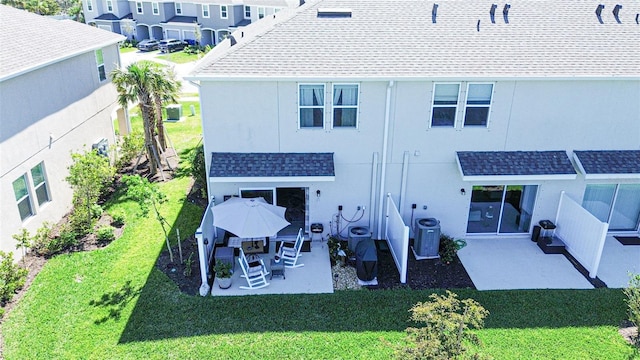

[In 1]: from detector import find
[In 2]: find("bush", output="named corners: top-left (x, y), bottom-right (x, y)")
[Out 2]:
top-left (31, 222), bottom-right (53, 256)
top-left (110, 210), bottom-right (126, 227)
top-left (96, 226), bottom-right (116, 243)
top-left (91, 204), bottom-right (103, 219)
top-left (0, 251), bottom-right (28, 305)
top-left (183, 44), bottom-right (210, 55)
top-left (32, 223), bottom-right (77, 258)
top-left (624, 273), bottom-right (640, 348)
top-left (439, 234), bottom-right (458, 264)
top-left (191, 144), bottom-right (207, 199)
top-left (116, 131), bottom-right (144, 169)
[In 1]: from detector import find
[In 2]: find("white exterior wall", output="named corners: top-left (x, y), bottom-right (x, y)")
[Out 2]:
top-left (0, 45), bottom-right (120, 258)
top-left (200, 78), bottom-right (640, 239)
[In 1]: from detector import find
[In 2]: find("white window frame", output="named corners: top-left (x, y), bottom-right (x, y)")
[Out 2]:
top-left (463, 83), bottom-right (494, 128)
top-left (175, 2), bottom-right (182, 15)
top-left (106, 0), bottom-right (113, 12)
top-left (95, 49), bottom-right (106, 82)
top-left (258, 7), bottom-right (265, 19)
top-left (136, 1), bottom-right (143, 14)
top-left (298, 83), bottom-right (325, 129)
top-left (13, 174), bottom-right (33, 222)
top-left (429, 82), bottom-right (460, 128)
top-left (220, 5), bottom-right (228, 19)
top-left (202, 4), bottom-right (209, 18)
top-left (331, 83), bottom-right (359, 129)
top-left (244, 5), bottom-right (251, 19)
top-left (274, 7), bottom-right (282, 13)
top-left (31, 162), bottom-right (51, 207)
top-left (152, 2), bottom-right (159, 15)
top-left (239, 188), bottom-right (276, 205)
top-left (86, 0), bottom-right (93, 11)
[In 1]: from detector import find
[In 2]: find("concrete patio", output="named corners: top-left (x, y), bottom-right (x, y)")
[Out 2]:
top-left (457, 235), bottom-right (639, 290)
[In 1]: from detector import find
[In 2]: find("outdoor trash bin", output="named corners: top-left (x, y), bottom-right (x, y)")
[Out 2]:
top-left (355, 239), bottom-right (377, 281)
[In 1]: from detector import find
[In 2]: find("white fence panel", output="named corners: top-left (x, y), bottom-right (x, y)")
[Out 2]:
top-left (195, 201), bottom-right (217, 296)
top-left (385, 193), bottom-right (409, 283)
top-left (555, 191), bottom-right (609, 278)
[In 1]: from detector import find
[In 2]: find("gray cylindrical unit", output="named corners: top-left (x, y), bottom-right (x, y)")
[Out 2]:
top-left (414, 218), bottom-right (441, 258)
top-left (348, 226), bottom-right (371, 252)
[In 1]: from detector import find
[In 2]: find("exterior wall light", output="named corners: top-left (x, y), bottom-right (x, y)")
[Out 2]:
top-left (460, 188), bottom-right (466, 195)
top-left (316, 189), bottom-right (321, 197)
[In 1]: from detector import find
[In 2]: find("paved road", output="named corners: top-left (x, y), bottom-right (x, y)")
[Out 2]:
top-left (119, 49), bottom-right (200, 94)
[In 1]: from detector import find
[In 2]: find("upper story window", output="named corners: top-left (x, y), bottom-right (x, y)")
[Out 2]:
top-left (31, 162), bottom-right (50, 207)
top-left (152, 2), bottom-right (159, 15)
top-left (244, 5), bottom-right (251, 18)
top-left (258, 7), bottom-right (265, 19)
top-left (106, 0), bottom-right (113, 12)
top-left (86, 0), bottom-right (92, 11)
top-left (464, 83), bottom-right (493, 127)
top-left (95, 49), bottom-right (106, 82)
top-left (332, 84), bottom-right (359, 128)
top-left (274, 7), bottom-right (282, 13)
top-left (13, 175), bottom-right (33, 222)
top-left (136, 1), bottom-right (143, 14)
top-left (202, 4), bottom-right (209, 18)
top-left (430, 83), bottom-right (459, 127)
top-left (220, 5), bottom-right (227, 19)
top-left (299, 84), bottom-right (325, 128)
top-left (175, 2), bottom-right (182, 15)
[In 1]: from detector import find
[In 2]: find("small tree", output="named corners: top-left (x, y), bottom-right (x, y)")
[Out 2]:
top-left (624, 273), bottom-right (640, 348)
top-left (190, 143), bottom-right (207, 198)
top-left (0, 251), bottom-right (28, 305)
top-left (398, 291), bottom-right (489, 360)
top-left (66, 149), bottom-right (116, 235)
top-left (121, 175), bottom-right (173, 262)
top-left (12, 228), bottom-right (31, 267)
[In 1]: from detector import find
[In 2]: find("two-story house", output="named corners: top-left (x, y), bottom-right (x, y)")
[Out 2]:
top-left (84, 0), bottom-right (300, 46)
top-left (0, 5), bottom-right (124, 258)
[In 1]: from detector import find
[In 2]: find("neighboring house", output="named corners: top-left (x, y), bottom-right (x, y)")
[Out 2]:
top-left (187, 0), bottom-right (640, 244)
top-left (0, 5), bottom-right (124, 258)
top-left (84, 0), bottom-right (300, 46)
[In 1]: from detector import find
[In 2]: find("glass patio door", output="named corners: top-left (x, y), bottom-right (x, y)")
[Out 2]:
top-left (583, 184), bottom-right (640, 231)
top-left (467, 185), bottom-right (538, 234)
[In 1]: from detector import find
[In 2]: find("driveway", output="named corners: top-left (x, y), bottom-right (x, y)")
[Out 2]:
top-left (119, 49), bottom-right (200, 94)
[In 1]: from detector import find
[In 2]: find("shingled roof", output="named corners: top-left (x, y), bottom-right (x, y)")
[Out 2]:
top-left (456, 151), bottom-right (577, 180)
top-left (574, 150), bottom-right (640, 179)
top-left (210, 152), bottom-right (335, 181)
top-left (0, 5), bottom-right (124, 82)
top-left (189, 0), bottom-right (640, 80)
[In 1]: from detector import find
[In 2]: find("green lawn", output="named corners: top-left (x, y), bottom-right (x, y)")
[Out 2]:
top-left (156, 51), bottom-right (202, 64)
top-left (2, 102), bottom-right (637, 359)
top-left (119, 46), bottom-right (138, 54)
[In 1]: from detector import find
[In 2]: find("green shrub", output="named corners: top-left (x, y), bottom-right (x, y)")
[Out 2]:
top-left (116, 131), bottom-right (144, 169)
top-left (96, 226), bottom-right (116, 243)
top-left (183, 44), bottom-right (210, 55)
top-left (32, 223), bottom-right (77, 258)
top-left (91, 204), bottom-right (103, 219)
top-left (31, 222), bottom-right (53, 256)
top-left (624, 273), bottom-right (640, 348)
top-left (0, 251), bottom-right (28, 305)
top-left (191, 144), bottom-right (206, 199)
top-left (439, 234), bottom-right (458, 264)
top-left (57, 226), bottom-right (79, 250)
top-left (110, 210), bottom-right (126, 227)
top-left (12, 228), bottom-right (32, 264)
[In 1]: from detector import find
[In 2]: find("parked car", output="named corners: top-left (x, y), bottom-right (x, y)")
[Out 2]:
top-left (158, 39), bottom-right (187, 53)
top-left (137, 39), bottom-right (159, 51)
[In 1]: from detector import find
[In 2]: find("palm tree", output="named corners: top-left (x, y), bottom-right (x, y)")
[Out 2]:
top-left (110, 61), bottom-right (159, 176)
top-left (149, 66), bottom-right (181, 150)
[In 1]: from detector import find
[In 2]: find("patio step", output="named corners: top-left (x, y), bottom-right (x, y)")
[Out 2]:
top-left (537, 236), bottom-right (566, 254)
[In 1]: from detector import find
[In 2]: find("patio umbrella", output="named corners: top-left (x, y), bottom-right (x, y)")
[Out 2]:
top-left (211, 197), bottom-right (290, 238)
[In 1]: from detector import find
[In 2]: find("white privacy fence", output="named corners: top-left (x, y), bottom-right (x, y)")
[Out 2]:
top-left (384, 193), bottom-right (409, 283)
top-left (555, 191), bottom-right (609, 278)
top-left (195, 201), bottom-right (217, 296)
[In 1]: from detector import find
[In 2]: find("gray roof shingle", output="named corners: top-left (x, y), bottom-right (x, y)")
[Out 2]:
top-left (210, 152), bottom-right (335, 178)
top-left (574, 150), bottom-right (640, 175)
top-left (190, 0), bottom-right (640, 80)
top-left (457, 151), bottom-right (576, 176)
top-left (0, 5), bottom-right (124, 81)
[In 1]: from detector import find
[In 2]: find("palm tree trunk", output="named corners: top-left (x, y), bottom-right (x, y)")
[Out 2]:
top-left (138, 95), bottom-right (157, 176)
top-left (155, 97), bottom-right (167, 150)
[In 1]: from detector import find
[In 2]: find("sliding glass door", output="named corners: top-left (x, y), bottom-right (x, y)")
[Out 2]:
top-left (467, 185), bottom-right (538, 234)
top-left (583, 184), bottom-right (640, 231)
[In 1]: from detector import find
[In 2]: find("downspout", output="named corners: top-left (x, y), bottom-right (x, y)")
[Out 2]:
top-left (376, 80), bottom-right (394, 239)
top-left (369, 152), bottom-right (378, 230)
top-left (399, 150), bottom-right (410, 219)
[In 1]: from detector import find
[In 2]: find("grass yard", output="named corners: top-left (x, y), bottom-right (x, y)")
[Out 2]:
top-left (2, 101), bottom-right (637, 359)
top-left (157, 51), bottom-right (202, 64)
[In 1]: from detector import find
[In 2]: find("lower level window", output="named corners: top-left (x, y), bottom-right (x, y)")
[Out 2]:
top-left (31, 162), bottom-right (50, 206)
top-left (12, 175), bottom-right (33, 221)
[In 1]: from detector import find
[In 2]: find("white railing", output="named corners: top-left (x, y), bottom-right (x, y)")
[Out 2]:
top-left (555, 191), bottom-right (609, 278)
top-left (384, 193), bottom-right (409, 283)
top-left (195, 201), bottom-right (217, 296)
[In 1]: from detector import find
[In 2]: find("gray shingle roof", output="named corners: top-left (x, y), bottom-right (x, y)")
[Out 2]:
top-left (457, 151), bottom-right (576, 176)
top-left (210, 152), bottom-right (335, 177)
top-left (164, 15), bottom-right (198, 24)
top-left (95, 13), bottom-right (120, 20)
top-left (0, 5), bottom-right (124, 81)
top-left (574, 150), bottom-right (640, 175)
top-left (190, 0), bottom-right (640, 80)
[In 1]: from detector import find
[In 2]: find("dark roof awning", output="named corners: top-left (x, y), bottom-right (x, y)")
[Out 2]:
top-left (456, 151), bottom-right (577, 181)
top-left (95, 13), bottom-right (119, 21)
top-left (574, 150), bottom-right (640, 179)
top-left (210, 152), bottom-right (335, 183)
top-left (164, 16), bottom-right (198, 24)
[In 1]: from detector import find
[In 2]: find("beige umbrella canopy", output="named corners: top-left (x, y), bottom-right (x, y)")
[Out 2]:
top-left (212, 197), bottom-right (290, 238)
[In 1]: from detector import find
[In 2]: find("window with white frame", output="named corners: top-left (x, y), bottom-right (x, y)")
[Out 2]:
top-left (202, 4), bottom-right (209, 17)
top-left (244, 5), bottom-right (251, 18)
top-left (220, 5), bottom-right (227, 19)
top-left (464, 83), bottom-right (493, 127)
top-left (430, 83), bottom-right (460, 127)
top-left (332, 84), bottom-right (359, 128)
top-left (299, 84), bottom-right (325, 128)
top-left (95, 49), bottom-right (106, 82)
top-left (152, 2), bottom-right (159, 15)
top-left (258, 7), bottom-right (265, 19)
top-left (31, 162), bottom-right (50, 206)
top-left (274, 7), bottom-right (282, 13)
top-left (13, 175), bottom-right (33, 222)
top-left (87, 0), bottom-right (93, 11)
top-left (175, 2), bottom-right (182, 15)
top-left (106, 0), bottom-right (113, 12)
top-left (136, 1), bottom-right (143, 14)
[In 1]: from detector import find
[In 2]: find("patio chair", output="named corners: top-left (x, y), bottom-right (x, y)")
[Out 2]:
top-left (237, 248), bottom-right (270, 290)
top-left (278, 228), bottom-right (304, 268)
